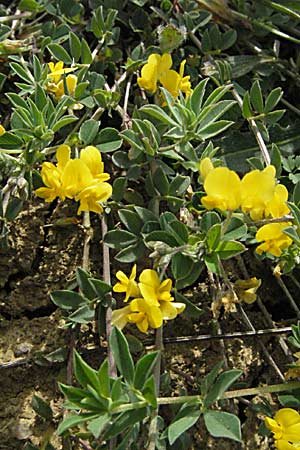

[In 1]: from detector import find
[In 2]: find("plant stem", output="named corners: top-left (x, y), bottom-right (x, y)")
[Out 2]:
top-left (147, 326), bottom-right (163, 450)
top-left (231, 87), bottom-right (271, 166)
top-left (101, 215), bottom-right (117, 377)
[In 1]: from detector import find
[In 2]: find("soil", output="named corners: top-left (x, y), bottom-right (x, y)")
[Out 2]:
top-left (0, 201), bottom-right (296, 449)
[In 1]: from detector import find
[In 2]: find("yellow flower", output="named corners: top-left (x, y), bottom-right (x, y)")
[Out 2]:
top-left (199, 157), bottom-right (214, 180)
top-left (178, 59), bottom-right (193, 97)
top-left (160, 60), bottom-right (192, 99)
top-left (266, 184), bottom-right (290, 218)
top-left (0, 124), bottom-right (5, 136)
top-left (54, 74), bottom-right (78, 100)
top-left (201, 167), bottom-right (241, 211)
top-left (76, 182), bottom-right (112, 214)
top-left (256, 222), bottom-right (293, 257)
top-left (139, 269), bottom-right (185, 321)
top-left (113, 265), bottom-right (141, 302)
top-left (139, 269), bottom-right (173, 305)
top-left (137, 53), bottom-right (172, 94)
top-left (80, 146), bottom-right (105, 178)
top-left (35, 144), bottom-right (71, 202)
top-left (47, 61), bottom-right (77, 83)
top-left (241, 166), bottom-right (276, 220)
top-left (47, 61), bottom-right (78, 100)
top-left (265, 408), bottom-right (300, 443)
top-left (275, 441), bottom-right (300, 450)
top-left (35, 144), bottom-right (112, 214)
top-left (48, 61), bottom-right (64, 84)
top-left (233, 277), bottom-right (261, 304)
top-left (61, 159), bottom-right (94, 198)
top-left (128, 298), bottom-right (163, 333)
top-left (111, 305), bottom-right (132, 330)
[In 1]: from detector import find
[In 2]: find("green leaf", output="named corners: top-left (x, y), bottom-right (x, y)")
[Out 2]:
top-left (201, 211), bottom-right (221, 232)
top-left (57, 413), bottom-right (98, 435)
top-left (134, 351), bottom-right (159, 390)
top-left (293, 181), bottom-right (300, 204)
top-left (204, 410), bottom-right (241, 442)
top-left (169, 175), bottom-right (190, 196)
top-left (110, 327), bottom-right (135, 384)
top-left (5, 198), bottom-right (23, 221)
top-left (68, 304), bottom-right (94, 324)
top-left (205, 370), bottom-right (242, 407)
top-left (79, 119), bottom-right (100, 145)
top-left (50, 290), bottom-right (88, 310)
top-left (145, 230), bottom-right (178, 247)
top-left (288, 202), bottom-right (300, 228)
top-left (52, 115), bottom-right (78, 132)
top-left (206, 223), bottom-right (222, 251)
top-left (76, 267), bottom-right (96, 300)
top-left (89, 279), bottom-right (112, 298)
top-left (69, 31), bottom-right (81, 62)
top-left (115, 241), bottom-right (147, 263)
top-left (81, 38), bottom-right (92, 64)
top-left (216, 240), bottom-right (246, 259)
top-left (142, 375), bottom-right (157, 408)
top-left (221, 29), bottom-right (237, 50)
top-left (198, 120), bottom-right (234, 140)
top-left (189, 78), bottom-right (209, 115)
top-left (104, 408), bottom-right (147, 439)
top-left (140, 104), bottom-right (178, 127)
top-left (96, 127), bottom-right (122, 152)
top-left (172, 254), bottom-right (203, 289)
top-left (31, 395), bottom-right (53, 420)
top-left (19, 0), bottom-right (43, 11)
top-left (223, 217), bottom-right (247, 240)
top-left (134, 206), bottom-right (158, 223)
top-left (47, 43), bottom-right (72, 64)
top-left (204, 253), bottom-right (220, 275)
top-left (104, 230), bottom-right (138, 249)
top-left (283, 226), bottom-right (300, 245)
top-left (10, 62), bottom-right (33, 83)
top-left (87, 413), bottom-right (111, 438)
top-left (201, 361), bottom-right (224, 396)
top-left (168, 403), bottom-right (201, 445)
top-left (242, 91), bottom-right (252, 118)
top-left (73, 350), bottom-right (101, 390)
top-left (250, 80), bottom-right (264, 114)
top-left (265, 87), bottom-right (283, 113)
top-left (118, 209), bottom-right (143, 234)
top-left (98, 359), bottom-right (110, 398)
top-left (153, 166), bottom-right (169, 195)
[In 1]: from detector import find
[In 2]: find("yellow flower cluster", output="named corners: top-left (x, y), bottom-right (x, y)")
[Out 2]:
top-left (137, 53), bottom-right (192, 99)
top-left (46, 61), bottom-right (78, 101)
top-left (200, 158), bottom-right (292, 257)
top-left (265, 408), bottom-right (300, 450)
top-left (111, 265), bottom-right (185, 333)
top-left (35, 145), bottom-right (112, 214)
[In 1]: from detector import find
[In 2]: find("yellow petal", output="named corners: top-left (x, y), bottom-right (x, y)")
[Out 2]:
top-left (111, 305), bottom-right (131, 329)
top-left (80, 146), bottom-right (103, 177)
top-left (276, 408), bottom-right (300, 428)
top-left (275, 439), bottom-right (299, 450)
top-left (66, 74), bottom-right (77, 96)
top-left (56, 144), bottom-right (71, 171)
top-left (160, 69), bottom-right (180, 98)
top-left (61, 159), bottom-right (94, 197)
top-left (157, 53), bottom-right (173, 76)
top-left (147, 305), bottom-right (163, 328)
top-left (0, 124), bottom-right (5, 136)
top-left (202, 167), bottom-right (241, 211)
top-left (199, 157), bottom-right (214, 180)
